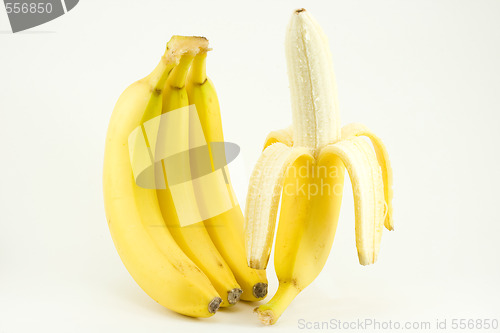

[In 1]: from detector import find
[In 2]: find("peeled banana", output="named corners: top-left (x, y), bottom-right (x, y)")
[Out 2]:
top-left (244, 9), bottom-right (394, 325)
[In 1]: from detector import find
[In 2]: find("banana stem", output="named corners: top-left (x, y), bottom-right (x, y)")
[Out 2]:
top-left (167, 53), bottom-right (195, 88)
top-left (140, 52), bottom-right (177, 124)
top-left (189, 52), bottom-right (208, 84)
top-left (254, 282), bottom-right (300, 325)
top-left (145, 35), bottom-right (207, 92)
top-left (145, 59), bottom-right (174, 93)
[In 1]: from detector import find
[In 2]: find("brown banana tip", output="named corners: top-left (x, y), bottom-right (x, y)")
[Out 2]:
top-left (295, 8), bottom-right (306, 13)
top-left (208, 297), bottom-right (222, 314)
top-left (228, 288), bottom-right (243, 304)
top-left (252, 282), bottom-right (268, 299)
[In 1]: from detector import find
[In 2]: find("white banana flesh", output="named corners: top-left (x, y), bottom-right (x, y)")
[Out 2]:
top-left (263, 126), bottom-right (293, 148)
top-left (286, 8), bottom-right (341, 150)
top-left (342, 123), bottom-right (394, 230)
top-left (245, 143), bottom-right (312, 269)
top-left (245, 9), bottom-right (394, 324)
top-left (320, 137), bottom-right (385, 265)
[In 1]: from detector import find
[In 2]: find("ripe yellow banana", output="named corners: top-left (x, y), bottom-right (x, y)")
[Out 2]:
top-left (265, 123), bottom-right (393, 231)
top-left (186, 52), bottom-right (268, 302)
top-left (155, 50), bottom-right (242, 307)
top-left (245, 9), bottom-right (394, 324)
top-left (103, 36), bottom-right (223, 317)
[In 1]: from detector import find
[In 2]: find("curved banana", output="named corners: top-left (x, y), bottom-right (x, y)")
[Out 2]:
top-left (245, 9), bottom-right (394, 324)
top-left (185, 52), bottom-right (268, 302)
top-left (155, 51), bottom-right (242, 307)
top-left (103, 36), bottom-right (222, 317)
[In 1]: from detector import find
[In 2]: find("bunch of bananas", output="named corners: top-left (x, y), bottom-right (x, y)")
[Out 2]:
top-left (103, 36), bottom-right (267, 318)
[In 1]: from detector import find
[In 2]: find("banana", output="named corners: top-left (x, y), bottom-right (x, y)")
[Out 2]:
top-left (155, 50), bottom-right (242, 307)
top-left (103, 36), bottom-right (223, 317)
top-left (244, 9), bottom-right (394, 324)
top-left (185, 52), bottom-right (268, 302)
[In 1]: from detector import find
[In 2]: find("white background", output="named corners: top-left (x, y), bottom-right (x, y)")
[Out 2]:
top-left (1, 0), bottom-right (499, 332)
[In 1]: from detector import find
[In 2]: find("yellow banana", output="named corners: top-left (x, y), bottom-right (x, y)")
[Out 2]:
top-left (245, 9), bottom-right (394, 324)
top-left (265, 124), bottom-right (393, 231)
top-left (103, 36), bottom-right (222, 317)
top-left (155, 50), bottom-right (242, 307)
top-left (185, 52), bottom-right (268, 302)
